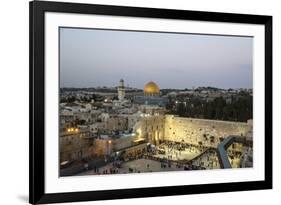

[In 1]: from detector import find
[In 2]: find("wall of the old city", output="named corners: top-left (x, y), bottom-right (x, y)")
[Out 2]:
top-left (60, 132), bottom-right (94, 162)
top-left (134, 115), bottom-right (165, 144)
top-left (164, 115), bottom-right (252, 147)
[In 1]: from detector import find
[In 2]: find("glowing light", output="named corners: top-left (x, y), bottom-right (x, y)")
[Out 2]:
top-left (75, 128), bottom-right (79, 132)
top-left (108, 140), bottom-right (112, 144)
top-left (136, 128), bottom-right (142, 137)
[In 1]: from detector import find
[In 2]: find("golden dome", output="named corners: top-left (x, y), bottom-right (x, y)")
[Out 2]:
top-left (144, 81), bottom-right (160, 95)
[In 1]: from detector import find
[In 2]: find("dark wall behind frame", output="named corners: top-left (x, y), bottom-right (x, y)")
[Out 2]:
top-left (29, 1), bottom-right (272, 204)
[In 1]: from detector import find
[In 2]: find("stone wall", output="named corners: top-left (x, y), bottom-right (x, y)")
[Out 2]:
top-left (133, 115), bottom-right (165, 145)
top-left (93, 139), bottom-right (112, 157)
top-left (164, 115), bottom-right (252, 148)
top-left (59, 131), bottom-right (94, 162)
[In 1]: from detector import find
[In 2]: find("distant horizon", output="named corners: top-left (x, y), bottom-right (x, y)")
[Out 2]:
top-left (60, 84), bottom-right (253, 90)
top-left (60, 28), bottom-right (253, 89)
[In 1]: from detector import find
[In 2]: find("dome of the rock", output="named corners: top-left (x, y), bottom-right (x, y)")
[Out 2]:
top-left (144, 81), bottom-right (160, 95)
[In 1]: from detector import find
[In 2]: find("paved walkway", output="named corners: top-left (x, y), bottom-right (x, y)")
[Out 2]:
top-left (77, 158), bottom-right (184, 176)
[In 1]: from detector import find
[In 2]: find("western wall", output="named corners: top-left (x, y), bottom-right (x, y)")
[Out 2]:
top-left (163, 115), bottom-right (252, 147)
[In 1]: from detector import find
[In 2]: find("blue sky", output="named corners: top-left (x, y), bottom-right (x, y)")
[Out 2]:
top-left (60, 27), bottom-right (253, 89)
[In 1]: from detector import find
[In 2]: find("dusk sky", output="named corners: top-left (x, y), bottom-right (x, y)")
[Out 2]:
top-left (60, 27), bottom-right (253, 89)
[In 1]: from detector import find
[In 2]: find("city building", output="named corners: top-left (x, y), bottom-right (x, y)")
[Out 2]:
top-left (59, 78), bottom-right (253, 176)
top-left (117, 79), bottom-right (125, 101)
top-left (134, 81), bottom-right (168, 106)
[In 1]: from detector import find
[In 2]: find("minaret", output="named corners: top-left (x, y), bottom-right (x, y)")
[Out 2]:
top-left (118, 79), bottom-right (125, 101)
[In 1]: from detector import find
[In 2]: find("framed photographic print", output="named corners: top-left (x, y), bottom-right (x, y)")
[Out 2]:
top-left (29, 0), bottom-right (272, 204)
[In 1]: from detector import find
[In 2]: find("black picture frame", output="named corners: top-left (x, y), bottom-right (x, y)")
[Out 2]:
top-left (29, 1), bottom-right (272, 204)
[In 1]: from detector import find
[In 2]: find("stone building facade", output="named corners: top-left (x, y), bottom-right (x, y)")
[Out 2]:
top-left (134, 114), bottom-right (252, 148)
top-left (133, 115), bottom-right (165, 145)
top-left (164, 115), bottom-right (252, 147)
top-left (59, 129), bottom-right (94, 163)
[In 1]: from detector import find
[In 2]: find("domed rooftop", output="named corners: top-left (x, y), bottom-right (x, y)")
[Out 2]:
top-left (144, 81), bottom-right (160, 95)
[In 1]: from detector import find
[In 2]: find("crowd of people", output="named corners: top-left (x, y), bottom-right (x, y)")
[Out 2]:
top-left (191, 149), bottom-right (220, 169)
top-left (153, 140), bottom-right (206, 161)
top-left (226, 142), bottom-right (253, 168)
top-left (77, 139), bottom-right (253, 176)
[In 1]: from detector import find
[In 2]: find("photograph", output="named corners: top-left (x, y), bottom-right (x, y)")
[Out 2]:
top-left (28, 1), bottom-right (273, 203)
top-left (59, 27), bottom-right (254, 177)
